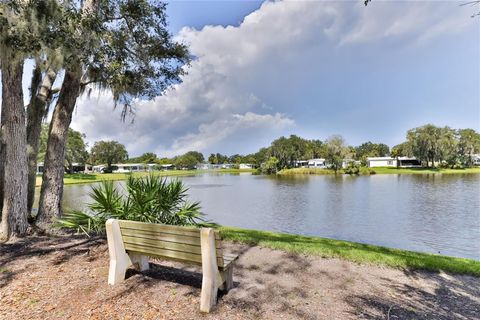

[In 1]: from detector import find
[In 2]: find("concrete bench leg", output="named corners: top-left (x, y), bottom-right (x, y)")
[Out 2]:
top-left (200, 228), bottom-right (219, 313)
top-left (129, 252), bottom-right (150, 271)
top-left (219, 265), bottom-right (234, 292)
top-left (106, 219), bottom-right (132, 285)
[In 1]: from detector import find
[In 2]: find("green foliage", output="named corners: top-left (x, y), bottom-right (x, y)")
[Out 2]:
top-left (402, 125), bottom-right (480, 168)
top-left (324, 135), bottom-right (350, 173)
top-left (174, 153), bottom-right (199, 169)
top-left (354, 142), bottom-right (389, 163)
top-left (260, 156), bottom-right (279, 175)
top-left (38, 124), bottom-right (88, 168)
top-left (56, 175), bottom-right (204, 235)
top-left (269, 135), bottom-right (325, 169)
top-left (127, 152), bottom-right (158, 164)
top-left (90, 140), bottom-right (128, 171)
top-left (344, 162), bottom-right (360, 175)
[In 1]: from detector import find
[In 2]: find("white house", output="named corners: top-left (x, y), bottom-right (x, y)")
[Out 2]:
top-left (112, 163), bottom-right (146, 173)
top-left (366, 157), bottom-right (396, 167)
top-left (308, 158), bottom-right (326, 168)
top-left (294, 160), bottom-right (309, 168)
top-left (239, 163), bottom-right (254, 169)
top-left (367, 156), bottom-right (422, 168)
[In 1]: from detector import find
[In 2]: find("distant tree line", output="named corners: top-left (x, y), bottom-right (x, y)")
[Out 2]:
top-left (392, 125), bottom-right (480, 168)
top-left (57, 124), bottom-right (479, 175)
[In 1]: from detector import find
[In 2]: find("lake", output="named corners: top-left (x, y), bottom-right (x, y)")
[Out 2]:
top-left (44, 173), bottom-right (480, 260)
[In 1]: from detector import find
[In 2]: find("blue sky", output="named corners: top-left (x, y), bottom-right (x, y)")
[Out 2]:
top-left (64, 1), bottom-right (480, 157)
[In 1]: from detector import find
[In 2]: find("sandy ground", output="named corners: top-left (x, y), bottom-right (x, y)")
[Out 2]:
top-left (0, 235), bottom-right (479, 320)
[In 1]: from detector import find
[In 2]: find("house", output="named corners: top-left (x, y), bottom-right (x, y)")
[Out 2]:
top-left (472, 154), bottom-right (480, 166)
top-left (366, 157), bottom-right (396, 167)
top-left (196, 163), bottom-right (212, 170)
top-left (397, 157), bottom-right (421, 168)
top-left (294, 160), bottom-right (309, 168)
top-left (367, 156), bottom-right (422, 168)
top-left (36, 162), bottom-right (44, 174)
top-left (239, 163), bottom-right (254, 169)
top-left (307, 159), bottom-right (326, 168)
top-left (159, 164), bottom-right (175, 171)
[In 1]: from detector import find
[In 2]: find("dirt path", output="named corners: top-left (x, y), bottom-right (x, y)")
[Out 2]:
top-left (0, 235), bottom-right (478, 319)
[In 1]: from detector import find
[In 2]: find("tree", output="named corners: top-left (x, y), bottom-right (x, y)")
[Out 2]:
top-left (90, 141), bottom-right (128, 172)
top-left (174, 153), bottom-right (198, 169)
top-left (325, 135), bottom-right (350, 173)
top-left (458, 129), bottom-right (480, 167)
top-left (65, 130), bottom-right (89, 172)
top-left (261, 157), bottom-right (279, 175)
top-left (0, 1), bottom-right (62, 238)
top-left (184, 151), bottom-right (205, 163)
top-left (406, 124), bottom-right (442, 167)
top-left (37, 0), bottom-right (190, 225)
top-left (208, 154), bottom-right (218, 164)
top-left (355, 142), bottom-right (389, 159)
top-left (128, 152), bottom-right (158, 164)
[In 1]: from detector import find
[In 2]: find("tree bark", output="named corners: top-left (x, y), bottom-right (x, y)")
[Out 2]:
top-left (0, 54), bottom-right (28, 240)
top-left (26, 66), bottom-right (57, 215)
top-left (37, 65), bottom-right (81, 225)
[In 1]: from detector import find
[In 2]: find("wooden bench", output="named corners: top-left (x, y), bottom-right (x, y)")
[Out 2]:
top-left (105, 219), bottom-right (238, 313)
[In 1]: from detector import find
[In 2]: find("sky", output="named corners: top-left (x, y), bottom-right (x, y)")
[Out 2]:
top-left (23, 1), bottom-right (480, 157)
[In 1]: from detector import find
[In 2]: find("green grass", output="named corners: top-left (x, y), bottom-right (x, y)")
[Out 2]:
top-left (35, 169), bottom-right (255, 187)
top-left (278, 167), bottom-right (480, 176)
top-left (219, 226), bottom-right (480, 276)
top-left (369, 167), bottom-right (480, 174)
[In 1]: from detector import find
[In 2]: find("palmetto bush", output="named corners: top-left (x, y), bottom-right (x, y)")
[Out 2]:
top-left (57, 175), bottom-right (203, 234)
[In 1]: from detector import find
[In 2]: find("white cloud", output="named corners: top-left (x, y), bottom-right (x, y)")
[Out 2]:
top-left (70, 0), bottom-right (478, 157)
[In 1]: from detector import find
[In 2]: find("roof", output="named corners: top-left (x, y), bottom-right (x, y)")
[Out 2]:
top-left (367, 157), bottom-right (395, 161)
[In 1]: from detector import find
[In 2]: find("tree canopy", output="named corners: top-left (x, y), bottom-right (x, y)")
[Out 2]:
top-left (90, 140), bottom-right (128, 170)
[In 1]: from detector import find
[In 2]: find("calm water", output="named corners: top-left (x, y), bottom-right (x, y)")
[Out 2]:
top-left (40, 173), bottom-right (480, 260)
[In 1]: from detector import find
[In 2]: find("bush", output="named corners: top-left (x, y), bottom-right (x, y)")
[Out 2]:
top-left (344, 162), bottom-right (360, 175)
top-left (56, 175), bottom-right (204, 235)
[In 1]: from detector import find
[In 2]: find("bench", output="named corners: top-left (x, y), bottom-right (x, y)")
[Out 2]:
top-left (105, 219), bottom-right (238, 313)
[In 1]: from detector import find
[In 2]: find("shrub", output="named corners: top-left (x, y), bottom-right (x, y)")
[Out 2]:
top-left (56, 175), bottom-right (204, 235)
top-left (344, 162), bottom-right (360, 175)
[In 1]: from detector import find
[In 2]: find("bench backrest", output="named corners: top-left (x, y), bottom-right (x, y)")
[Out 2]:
top-left (117, 220), bottom-right (227, 268)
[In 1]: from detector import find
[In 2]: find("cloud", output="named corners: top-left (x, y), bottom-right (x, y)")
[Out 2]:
top-left (70, 0), bottom-right (478, 157)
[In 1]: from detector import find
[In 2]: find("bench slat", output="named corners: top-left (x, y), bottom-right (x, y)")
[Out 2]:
top-left (120, 228), bottom-right (222, 248)
top-left (122, 235), bottom-right (223, 256)
top-left (118, 220), bottom-right (220, 239)
top-left (125, 243), bottom-right (203, 264)
top-left (126, 243), bottom-right (227, 266)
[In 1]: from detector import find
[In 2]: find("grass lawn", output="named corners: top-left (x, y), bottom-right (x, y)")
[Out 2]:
top-left (278, 167), bottom-right (480, 176)
top-left (219, 226), bottom-right (480, 276)
top-left (370, 167), bottom-right (480, 174)
top-left (35, 169), bottom-right (255, 187)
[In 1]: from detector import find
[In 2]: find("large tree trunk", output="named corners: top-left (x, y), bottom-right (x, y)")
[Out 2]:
top-left (26, 66), bottom-right (57, 215)
top-left (0, 54), bottom-right (28, 240)
top-left (37, 65), bottom-right (81, 225)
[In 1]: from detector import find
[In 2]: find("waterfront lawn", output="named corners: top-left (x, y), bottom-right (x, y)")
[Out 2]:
top-left (278, 167), bottom-right (480, 175)
top-left (219, 226), bottom-right (480, 276)
top-left (35, 169), bottom-right (255, 187)
top-left (371, 167), bottom-right (480, 174)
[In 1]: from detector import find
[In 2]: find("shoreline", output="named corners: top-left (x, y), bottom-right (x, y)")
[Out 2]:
top-left (219, 226), bottom-right (480, 277)
top-left (36, 166), bottom-right (480, 187)
top-left (35, 169), bottom-right (256, 187)
top-left (278, 167), bottom-right (480, 176)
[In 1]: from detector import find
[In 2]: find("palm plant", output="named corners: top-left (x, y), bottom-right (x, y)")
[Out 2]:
top-left (56, 175), bottom-right (203, 235)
